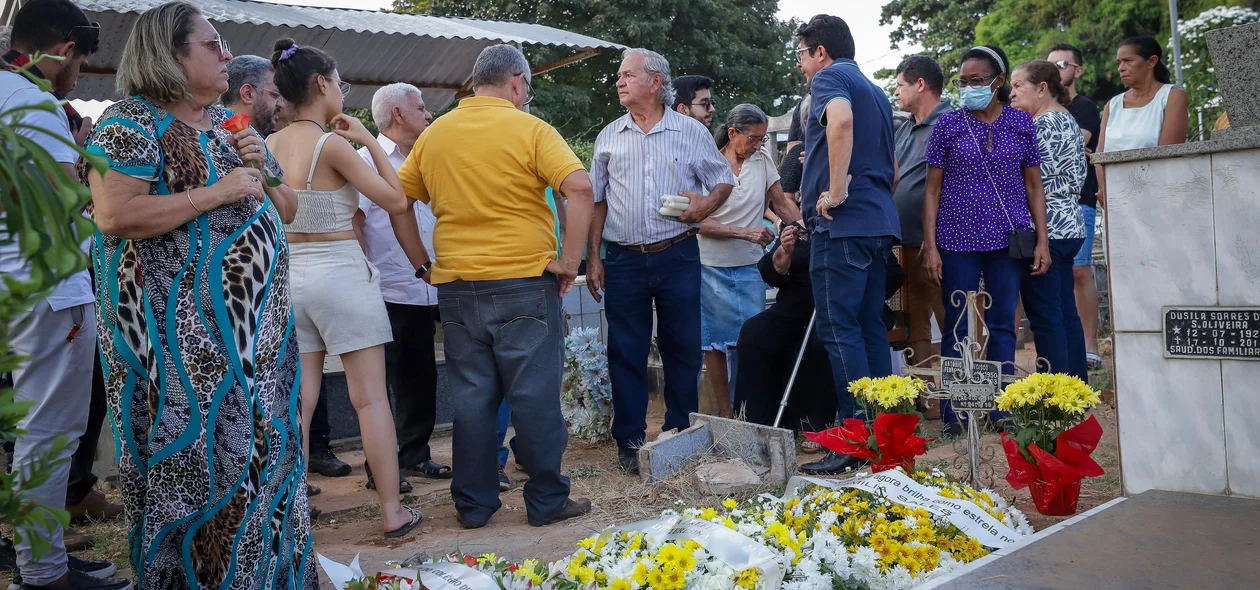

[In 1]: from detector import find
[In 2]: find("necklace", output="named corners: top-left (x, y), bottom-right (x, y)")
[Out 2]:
top-left (295, 119), bottom-right (326, 130)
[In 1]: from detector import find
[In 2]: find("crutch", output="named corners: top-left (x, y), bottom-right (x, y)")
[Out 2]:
top-left (773, 309), bottom-right (817, 428)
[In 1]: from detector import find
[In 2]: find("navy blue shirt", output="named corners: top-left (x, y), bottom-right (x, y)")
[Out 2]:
top-left (801, 59), bottom-right (900, 241)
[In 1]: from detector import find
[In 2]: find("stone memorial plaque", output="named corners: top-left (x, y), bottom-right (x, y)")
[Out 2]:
top-left (1163, 307), bottom-right (1260, 360)
top-left (940, 357), bottom-right (1002, 412)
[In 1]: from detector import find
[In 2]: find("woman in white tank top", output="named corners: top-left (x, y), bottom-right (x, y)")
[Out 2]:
top-left (266, 39), bottom-right (424, 538)
top-left (1095, 36), bottom-right (1190, 206)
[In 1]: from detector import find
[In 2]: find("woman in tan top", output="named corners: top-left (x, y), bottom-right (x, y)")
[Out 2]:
top-left (266, 38), bottom-right (423, 538)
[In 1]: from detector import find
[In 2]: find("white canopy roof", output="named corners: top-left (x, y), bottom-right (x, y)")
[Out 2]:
top-left (8, 0), bottom-right (624, 110)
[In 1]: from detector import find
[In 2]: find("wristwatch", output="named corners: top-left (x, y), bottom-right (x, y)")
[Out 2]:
top-left (414, 262), bottom-right (432, 279)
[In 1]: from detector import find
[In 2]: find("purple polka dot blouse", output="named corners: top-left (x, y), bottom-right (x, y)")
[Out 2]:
top-left (925, 106), bottom-right (1041, 252)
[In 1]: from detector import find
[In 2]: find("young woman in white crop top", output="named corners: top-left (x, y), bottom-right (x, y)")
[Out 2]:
top-left (1095, 36), bottom-right (1189, 207)
top-left (266, 39), bottom-right (424, 538)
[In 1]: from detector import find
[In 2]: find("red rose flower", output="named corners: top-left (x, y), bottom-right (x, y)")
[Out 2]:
top-left (222, 113), bottom-right (251, 134)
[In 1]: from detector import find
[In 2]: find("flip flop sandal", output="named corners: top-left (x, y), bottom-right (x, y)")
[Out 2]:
top-left (310, 505), bottom-right (322, 520)
top-left (384, 506), bottom-right (423, 538)
top-left (412, 460), bottom-right (453, 480)
top-left (1086, 353), bottom-right (1104, 370)
top-left (307, 483), bottom-right (321, 497)
top-left (801, 440), bottom-right (824, 454)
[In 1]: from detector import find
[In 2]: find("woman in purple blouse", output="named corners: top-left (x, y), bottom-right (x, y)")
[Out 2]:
top-left (920, 45), bottom-right (1051, 435)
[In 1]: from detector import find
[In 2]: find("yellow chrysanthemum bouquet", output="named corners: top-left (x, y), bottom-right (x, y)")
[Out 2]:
top-left (995, 373), bottom-right (1104, 515)
top-left (806, 376), bottom-right (933, 473)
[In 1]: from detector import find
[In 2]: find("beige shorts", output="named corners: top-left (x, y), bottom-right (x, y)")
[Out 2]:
top-left (289, 240), bottom-right (393, 355)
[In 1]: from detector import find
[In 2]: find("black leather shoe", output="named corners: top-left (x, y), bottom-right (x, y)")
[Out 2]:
top-left (617, 448), bottom-right (639, 475)
top-left (456, 511), bottom-right (487, 530)
top-left (528, 498), bottom-right (592, 527)
top-left (308, 447), bottom-right (351, 477)
top-left (800, 452), bottom-right (870, 475)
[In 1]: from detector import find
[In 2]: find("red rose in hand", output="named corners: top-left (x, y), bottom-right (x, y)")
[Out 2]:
top-left (222, 113), bottom-right (251, 134)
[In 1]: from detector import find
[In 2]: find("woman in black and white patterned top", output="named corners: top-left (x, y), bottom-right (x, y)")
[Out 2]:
top-left (1010, 60), bottom-right (1090, 380)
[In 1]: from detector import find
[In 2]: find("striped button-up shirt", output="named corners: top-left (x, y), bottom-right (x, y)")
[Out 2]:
top-left (591, 108), bottom-right (735, 245)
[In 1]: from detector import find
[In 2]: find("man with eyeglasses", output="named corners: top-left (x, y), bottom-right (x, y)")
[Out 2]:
top-left (0, 2), bottom-right (133, 588)
top-left (394, 44), bottom-right (595, 529)
top-left (795, 15), bottom-right (901, 476)
top-left (1047, 42), bottom-right (1104, 371)
top-left (222, 55), bottom-right (285, 136)
top-left (672, 75), bottom-right (716, 127)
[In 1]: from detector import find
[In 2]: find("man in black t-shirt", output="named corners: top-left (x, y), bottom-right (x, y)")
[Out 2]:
top-left (1048, 43), bottom-right (1104, 370)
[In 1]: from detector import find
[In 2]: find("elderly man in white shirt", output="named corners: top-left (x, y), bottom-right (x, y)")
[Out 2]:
top-left (586, 48), bottom-right (735, 474)
top-left (352, 83), bottom-right (451, 486)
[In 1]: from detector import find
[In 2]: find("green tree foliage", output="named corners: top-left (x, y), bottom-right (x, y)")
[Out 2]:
top-left (879, 0), bottom-right (997, 73)
top-left (971, 0), bottom-right (1248, 106)
top-left (879, 0), bottom-right (1253, 117)
top-left (391, 0), bottom-right (803, 138)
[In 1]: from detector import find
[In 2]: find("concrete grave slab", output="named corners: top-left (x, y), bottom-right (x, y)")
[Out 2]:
top-left (636, 413), bottom-right (797, 489)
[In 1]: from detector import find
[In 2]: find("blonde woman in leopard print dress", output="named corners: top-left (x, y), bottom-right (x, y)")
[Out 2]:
top-left (82, 3), bottom-right (313, 588)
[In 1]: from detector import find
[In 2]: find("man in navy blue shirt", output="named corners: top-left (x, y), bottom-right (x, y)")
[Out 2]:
top-left (796, 14), bottom-right (901, 475)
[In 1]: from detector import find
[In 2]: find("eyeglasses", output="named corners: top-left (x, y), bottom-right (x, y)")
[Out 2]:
top-left (182, 34), bottom-right (230, 58)
top-left (1054, 60), bottom-right (1080, 70)
top-left (339, 81), bottom-right (351, 97)
top-left (249, 85), bottom-right (283, 101)
top-left (794, 46), bottom-right (815, 63)
top-left (952, 74), bottom-right (998, 89)
top-left (521, 74), bottom-right (535, 106)
top-left (740, 131), bottom-right (769, 146)
top-left (690, 99), bottom-right (717, 110)
top-left (65, 22), bottom-right (100, 44)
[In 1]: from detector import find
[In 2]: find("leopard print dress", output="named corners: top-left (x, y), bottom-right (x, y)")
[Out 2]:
top-left (84, 98), bottom-right (316, 590)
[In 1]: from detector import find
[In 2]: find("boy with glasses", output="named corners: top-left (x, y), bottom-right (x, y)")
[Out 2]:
top-left (672, 74), bottom-right (716, 127)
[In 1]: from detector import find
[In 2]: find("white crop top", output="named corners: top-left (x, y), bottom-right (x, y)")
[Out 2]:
top-left (285, 132), bottom-right (360, 234)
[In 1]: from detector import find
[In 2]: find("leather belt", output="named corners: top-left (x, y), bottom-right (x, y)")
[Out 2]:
top-left (614, 228), bottom-right (699, 254)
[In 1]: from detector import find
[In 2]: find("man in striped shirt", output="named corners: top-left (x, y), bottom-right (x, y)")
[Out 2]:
top-left (587, 48), bottom-right (735, 474)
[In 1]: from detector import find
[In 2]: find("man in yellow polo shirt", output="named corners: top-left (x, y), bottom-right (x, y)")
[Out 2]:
top-left (392, 44), bottom-right (595, 530)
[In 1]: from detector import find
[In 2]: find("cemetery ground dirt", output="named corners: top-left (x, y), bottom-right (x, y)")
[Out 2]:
top-left (0, 362), bottom-right (1119, 589)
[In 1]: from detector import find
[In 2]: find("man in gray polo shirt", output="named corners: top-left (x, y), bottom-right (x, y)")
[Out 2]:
top-left (893, 56), bottom-right (950, 417)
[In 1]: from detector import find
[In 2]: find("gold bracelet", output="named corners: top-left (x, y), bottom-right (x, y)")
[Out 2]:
top-left (186, 189), bottom-right (204, 214)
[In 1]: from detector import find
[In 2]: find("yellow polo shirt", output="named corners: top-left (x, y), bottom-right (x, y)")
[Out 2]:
top-left (396, 96), bottom-right (585, 284)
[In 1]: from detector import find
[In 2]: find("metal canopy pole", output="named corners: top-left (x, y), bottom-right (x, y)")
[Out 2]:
top-left (1169, 0), bottom-right (1185, 86)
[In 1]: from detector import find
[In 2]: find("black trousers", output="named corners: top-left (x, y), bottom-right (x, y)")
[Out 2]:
top-left (386, 302), bottom-right (439, 467)
top-left (733, 305), bottom-right (837, 433)
top-left (64, 350), bottom-right (108, 505)
top-left (309, 386), bottom-right (333, 452)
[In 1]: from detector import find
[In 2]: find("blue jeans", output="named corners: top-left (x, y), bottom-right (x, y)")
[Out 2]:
top-left (438, 275), bottom-right (570, 525)
top-left (938, 249), bottom-right (1022, 425)
top-left (605, 237), bottom-right (702, 449)
top-left (810, 234), bottom-right (894, 419)
top-left (1073, 206), bottom-right (1096, 267)
top-left (496, 400), bottom-right (511, 468)
top-left (1022, 238), bottom-right (1088, 381)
